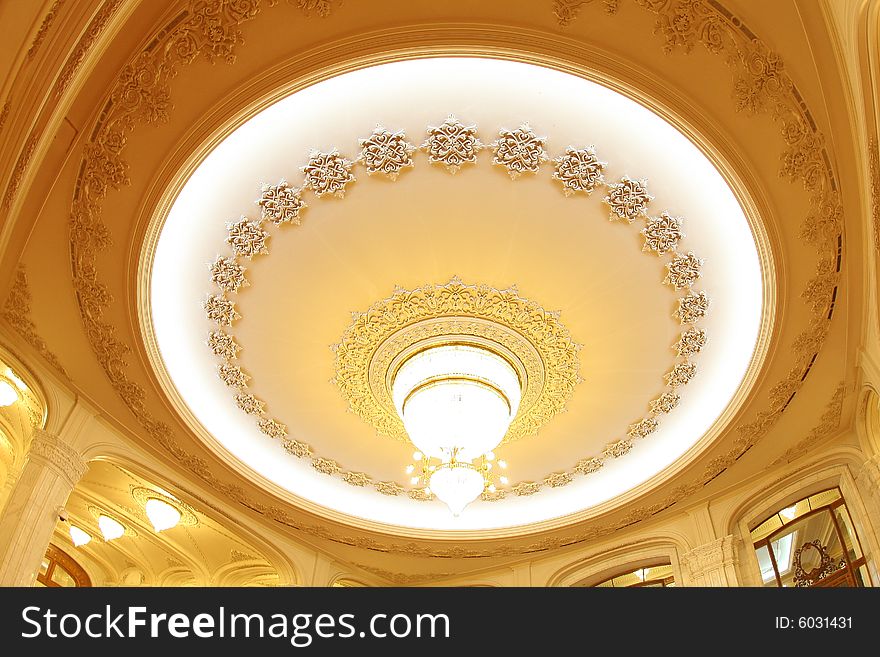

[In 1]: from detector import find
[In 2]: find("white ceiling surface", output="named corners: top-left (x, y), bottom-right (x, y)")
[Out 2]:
top-left (150, 58), bottom-right (763, 531)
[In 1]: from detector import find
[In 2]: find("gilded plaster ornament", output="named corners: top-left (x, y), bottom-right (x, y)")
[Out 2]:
top-left (628, 417), bottom-right (659, 439)
top-left (226, 217), bottom-right (269, 258)
top-left (642, 212), bottom-right (685, 255)
top-left (422, 116), bottom-right (483, 173)
top-left (674, 291), bottom-right (710, 324)
top-left (301, 150), bottom-right (355, 197)
top-left (234, 392), bottom-right (265, 415)
top-left (552, 146), bottom-right (606, 195)
top-left (258, 418), bottom-right (287, 439)
top-left (358, 127), bottom-right (416, 179)
top-left (603, 439), bottom-right (633, 459)
top-left (604, 176), bottom-right (653, 222)
top-left (207, 331), bottom-right (241, 359)
top-left (218, 363), bottom-right (249, 388)
top-left (650, 391), bottom-right (681, 414)
top-left (492, 125), bottom-right (548, 178)
top-left (675, 328), bottom-right (707, 357)
top-left (665, 361), bottom-right (698, 388)
top-left (282, 439), bottom-right (312, 458)
top-left (664, 252), bottom-right (704, 290)
top-left (574, 457), bottom-right (604, 475)
top-left (210, 256), bottom-right (247, 293)
top-left (204, 295), bottom-right (239, 326)
top-left (258, 180), bottom-right (306, 225)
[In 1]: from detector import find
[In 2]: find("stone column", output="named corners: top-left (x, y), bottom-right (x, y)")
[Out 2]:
top-left (0, 429), bottom-right (88, 586)
top-left (680, 535), bottom-right (740, 586)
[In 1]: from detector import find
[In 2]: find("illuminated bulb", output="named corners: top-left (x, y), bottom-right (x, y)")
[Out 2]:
top-left (485, 462), bottom-right (493, 470)
top-left (485, 451), bottom-right (495, 461)
top-left (428, 465), bottom-right (436, 471)
top-left (413, 451), bottom-right (423, 461)
top-left (0, 380), bottom-right (18, 407)
top-left (5, 369), bottom-right (27, 391)
top-left (499, 476), bottom-right (509, 485)
top-left (424, 487), bottom-right (431, 495)
top-left (410, 476), bottom-right (420, 485)
top-left (98, 515), bottom-right (125, 541)
top-left (780, 505), bottom-right (797, 521)
top-left (497, 460), bottom-right (507, 469)
top-left (429, 464), bottom-right (484, 516)
top-left (145, 498), bottom-right (181, 532)
top-left (69, 526), bottom-right (91, 547)
top-left (487, 484), bottom-right (496, 493)
top-left (405, 465), bottom-right (415, 474)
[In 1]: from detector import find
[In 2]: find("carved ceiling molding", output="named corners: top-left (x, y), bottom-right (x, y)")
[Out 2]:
top-left (352, 563), bottom-right (458, 586)
top-left (65, 0), bottom-right (842, 556)
top-left (869, 139), bottom-right (879, 252)
top-left (771, 382), bottom-right (845, 466)
top-left (26, 0), bottom-right (66, 62)
top-left (1, 265), bottom-right (69, 379)
top-left (205, 121), bottom-right (709, 500)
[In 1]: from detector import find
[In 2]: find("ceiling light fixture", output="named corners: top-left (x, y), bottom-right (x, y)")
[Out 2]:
top-left (780, 505), bottom-right (797, 521)
top-left (98, 515), bottom-right (125, 541)
top-left (69, 526), bottom-right (91, 547)
top-left (392, 344), bottom-right (521, 515)
top-left (0, 379), bottom-right (18, 407)
top-left (144, 498), bottom-right (182, 532)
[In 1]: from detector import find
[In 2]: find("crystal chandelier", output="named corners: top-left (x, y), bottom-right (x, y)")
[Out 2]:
top-left (392, 344), bottom-right (518, 515)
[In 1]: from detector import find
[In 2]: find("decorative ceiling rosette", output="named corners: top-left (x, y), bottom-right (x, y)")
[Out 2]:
top-left (422, 116), bottom-right (483, 173)
top-left (199, 117), bottom-right (712, 504)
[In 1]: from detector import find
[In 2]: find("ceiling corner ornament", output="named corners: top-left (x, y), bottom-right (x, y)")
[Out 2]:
top-left (68, 0), bottom-right (841, 551)
top-left (422, 116), bottom-right (483, 173)
top-left (1, 265), bottom-right (69, 379)
top-left (491, 125), bottom-right (548, 178)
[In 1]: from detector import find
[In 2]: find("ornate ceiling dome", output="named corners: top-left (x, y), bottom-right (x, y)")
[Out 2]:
top-left (145, 57), bottom-right (771, 533)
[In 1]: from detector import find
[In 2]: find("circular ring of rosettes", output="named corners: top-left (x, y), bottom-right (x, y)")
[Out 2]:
top-left (202, 118), bottom-right (709, 502)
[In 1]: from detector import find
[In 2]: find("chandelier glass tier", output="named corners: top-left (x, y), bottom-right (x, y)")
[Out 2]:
top-left (392, 344), bottom-right (521, 515)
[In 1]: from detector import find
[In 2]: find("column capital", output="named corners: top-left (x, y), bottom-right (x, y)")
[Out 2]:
top-left (28, 428), bottom-right (88, 488)
top-left (681, 535), bottom-right (739, 586)
top-left (855, 453), bottom-right (880, 488)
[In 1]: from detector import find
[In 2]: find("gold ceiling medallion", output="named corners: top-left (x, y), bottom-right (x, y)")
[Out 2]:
top-left (332, 278), bottom-right (579, 445)
top-left (199, 118), bottom-right (712, 502)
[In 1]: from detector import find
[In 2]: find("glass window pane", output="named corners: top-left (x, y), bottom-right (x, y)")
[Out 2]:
top-left (808, 489), bottom-right (841, 509)
top-left (833, 506), bottom-right (862, 561)
top-left (755, 544), bottom-right (778, 587)
top-left (770, 509), bottom-right (848, 587)
top-left (856, 565), bottom-right (870, 588)
top-left (751, 515), bottom-right (782, 542)
top-left (39, 559), bottom-right (49, 576)
top-left (50, 565), bottom-right (76, 588)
